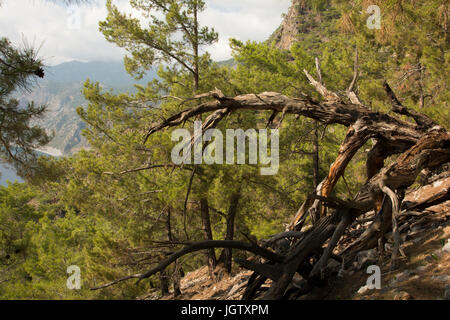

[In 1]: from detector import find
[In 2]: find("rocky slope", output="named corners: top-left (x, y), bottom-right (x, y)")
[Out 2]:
top-left (17, 61), bottom-right (156, 155)
top-left (269, 0), bottom-right (340, 50)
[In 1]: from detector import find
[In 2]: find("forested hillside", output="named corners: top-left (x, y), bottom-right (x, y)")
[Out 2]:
top-left (0, 0), bottom-right (448, 300)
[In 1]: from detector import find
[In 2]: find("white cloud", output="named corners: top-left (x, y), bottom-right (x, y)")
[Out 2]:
top-left (0, 0), bottom-right (290, 65)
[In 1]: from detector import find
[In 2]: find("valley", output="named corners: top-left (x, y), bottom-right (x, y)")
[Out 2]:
top-left (17, 60), bottom-right (157, 155)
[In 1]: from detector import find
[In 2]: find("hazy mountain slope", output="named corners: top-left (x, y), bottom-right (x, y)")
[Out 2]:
top-left (17, 61), bottom-right (157, 155)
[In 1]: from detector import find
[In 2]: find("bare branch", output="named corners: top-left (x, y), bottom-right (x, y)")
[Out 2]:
top-left (303, 69), bottom-right (340, 101)
top-left (90, 274), bottom-right (141, 290)
top-left (347, 47), bottom-right (363, 106)
top-left (308, 194), bottom-right (365, 212)
top-left (379, 181), bottom-right (404, 268)
top-left (182, 167), bottom-right (196, 239)
top-left (137, 240), bottom-right (285, 282)
top-left (383, 81), bottom-right (436, 130)
top-left (234, 258), bottom-right (282, 281)
top-left (103, 164), bottom-right (193, 176)
top-left (315, 57), bottom-right (323, 84)
top-left (262, 231), bottom-right (305, 247)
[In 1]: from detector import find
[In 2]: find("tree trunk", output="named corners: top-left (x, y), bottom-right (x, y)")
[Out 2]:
top-left (311, 121), bottom-right (321, 223)
top-left (173, 261), bottom-right (182, 297)
top-left (159, 270), bottom-right (169, 296)
top-left (200, 197), bottom-right (217, 279)
top-left (218, 192), bottom-right (241, 273)
top-left (313, 122), bottom-right (320, 188)
top-left (166, 207), bottom-right (182, 296)
top-left (193, 4), bottom-right (199, 92)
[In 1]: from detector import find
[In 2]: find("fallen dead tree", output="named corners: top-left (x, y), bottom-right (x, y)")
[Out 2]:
top-left (92, 56), bottom-right (449, 299)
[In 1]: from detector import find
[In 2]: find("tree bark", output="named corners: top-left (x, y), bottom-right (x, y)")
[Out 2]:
top-left (200, 197), bottom-right (217, 279)
top-left (218, 191), bottom-right (241, 274)
top-left (166, 207), bottom-right (182, 296)
top-left (159, 270), bottom-right (169, 296)
top-left (313, 123), bottom-right (319, 189)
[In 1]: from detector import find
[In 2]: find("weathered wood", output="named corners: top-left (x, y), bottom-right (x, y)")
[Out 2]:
top-left (234, 258), bottom-right (282, 281)
top-left (136, 240), bottom-right (284, 283)
top-left (200, 198), bottom-right (217, 279)
top-left (383, 81), bottom-right (436, 130)
top-left (242, 273), bottom-right (268, 300)
top-left (217, 191), bottom-right (241, 273)
top-left (263, 214), bottom-right (338, 299)
top-left (309, 209), bottom-right (353, 278)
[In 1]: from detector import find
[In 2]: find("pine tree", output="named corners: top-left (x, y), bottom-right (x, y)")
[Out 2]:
top-left (0, 37), bottom-right (49, 177)
top-left (0, 0), bottom-right (97, 177)
top-left (99, 0), bottom-right (218, 91)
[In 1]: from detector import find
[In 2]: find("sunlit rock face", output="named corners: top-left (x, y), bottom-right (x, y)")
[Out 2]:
top-left (270, 0), bottom-right (304, 50)
top-left (269, 0), bottom-right (341, 50)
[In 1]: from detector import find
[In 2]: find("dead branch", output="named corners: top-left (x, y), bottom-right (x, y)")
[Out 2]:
top-left (91, 274), bottom-right (142, 290)
top-left (136, 240), bottom-right (285, 283)
top-left (346, 47), bottom-right (363, 106)
top-left (383, 81), bottom-right (436, 130)
top-left (234, 258), bottom-right (282, 281)
top-left (303, 69), bottom-right (340, 101)
top-left (103, 164), bottom-right (193, 175)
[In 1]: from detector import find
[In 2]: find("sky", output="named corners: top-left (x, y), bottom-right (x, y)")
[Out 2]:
top-left (0, 0), bottom-right (290, 65)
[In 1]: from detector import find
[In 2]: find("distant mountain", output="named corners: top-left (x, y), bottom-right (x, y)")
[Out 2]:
top-left (217, 58), bottom-right (236, 68)
top-left (16, 60), bottom-right (157, 155)
top-left (44, 60), bottom-right (156, 88)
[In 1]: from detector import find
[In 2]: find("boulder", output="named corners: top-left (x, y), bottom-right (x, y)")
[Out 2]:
top-left (355, 249), bottom-right (378, 270)
top-left (394, 291), bottom-right (413, 300)
top-left (403, 177), bottom-right (450, 211)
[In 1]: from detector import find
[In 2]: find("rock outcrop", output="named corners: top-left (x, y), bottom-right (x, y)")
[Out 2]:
top-left (270, 0), bottom-right (304, 49)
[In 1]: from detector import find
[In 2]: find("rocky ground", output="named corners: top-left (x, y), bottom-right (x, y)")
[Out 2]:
top-left (141, 176), bottom-right (450, 300)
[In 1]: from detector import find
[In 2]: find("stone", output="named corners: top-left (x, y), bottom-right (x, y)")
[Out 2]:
top-left (357, 285), bottom-right (370, 295)
top-left (442, 239), bottom-right (450, 253)
top-left (394, 291), bottom-right (412, 300)
top-left (445, 285), bottom-right (450, 300)
top-left (410, 275), bottom-right (420, 281)
top-left (391, 269), bottom-right (413, 284)
top-left (433, 249), bottom-right (443, 257)
top-left (227, 282), bottom-right (246, 297)
top-left (415, 265), bottom-right (428, 273)
top-left (403, 176), bottom-right (450, 211)
top-left (272, 0), bottom-right (302, 50)
top-left (355, 249), bottom-right (378, 269)
top-left (431, 274), bottom-right (450, 283)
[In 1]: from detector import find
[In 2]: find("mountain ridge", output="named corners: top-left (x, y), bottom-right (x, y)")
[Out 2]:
top-left (18, 60), bottom-right (157, 155)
